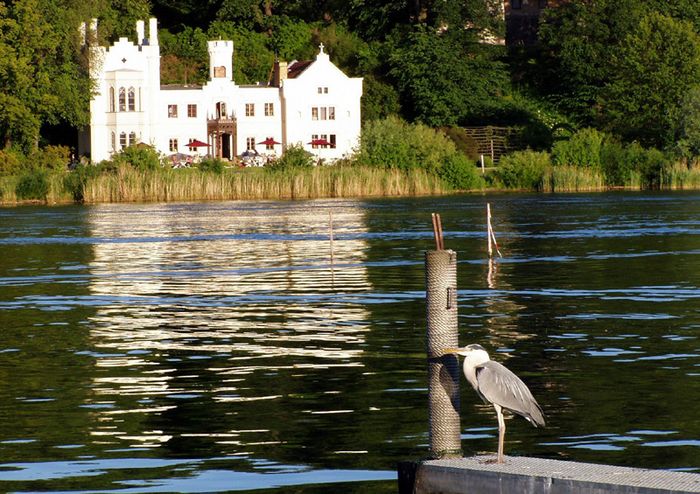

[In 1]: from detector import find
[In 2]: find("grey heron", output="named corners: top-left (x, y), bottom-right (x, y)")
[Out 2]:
top-left (443, 344), bottom-right (545, 463)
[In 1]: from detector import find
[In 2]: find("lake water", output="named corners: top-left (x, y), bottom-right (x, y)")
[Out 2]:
top-left (0, 192), bottom-right (699, 493)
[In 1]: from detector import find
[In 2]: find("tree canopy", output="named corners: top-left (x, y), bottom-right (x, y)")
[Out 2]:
top-left (5, 0), bottom-right (700, 158)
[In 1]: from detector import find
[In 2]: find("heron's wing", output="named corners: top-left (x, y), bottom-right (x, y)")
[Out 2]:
top-left (475, 361), bottom-right (546, 427)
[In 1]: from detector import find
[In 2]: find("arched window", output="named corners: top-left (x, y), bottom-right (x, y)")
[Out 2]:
top-left (128, 87), bottom-right (135, 111)
top-left (216, 101), bottom-right (226, 119)
top-left (118, 88), bottom-right (126, 112)
top-left (109, 87), bottom-right (115, 112)
top-left (119, 132), bottom-right (127, 149)
top-left (129, 131), bottom-right (136, 145)
top-left (111, 132), bottom-right (116, 151)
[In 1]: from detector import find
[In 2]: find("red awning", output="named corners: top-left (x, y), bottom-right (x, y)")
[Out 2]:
top-left (188, 139), bottom-right (210, 148)
top-left (258, 137), bottom-right (281, 146)
top-left (309, 139), bottom-right (330, 146)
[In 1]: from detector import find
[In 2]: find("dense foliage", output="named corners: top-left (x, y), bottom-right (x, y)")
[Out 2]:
top-left (6, 0), bottom-right (700, 193)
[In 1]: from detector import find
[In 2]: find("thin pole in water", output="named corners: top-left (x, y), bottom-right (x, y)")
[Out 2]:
top-left (431, 213), bottom-right (444, 250)
top-left (329, 211), bottom-right (335, 286)
top-left (487, 203), bottom-right (502, 258)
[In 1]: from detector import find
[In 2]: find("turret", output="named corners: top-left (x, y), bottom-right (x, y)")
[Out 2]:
top-left (208, 40), bottom-right (233, 81)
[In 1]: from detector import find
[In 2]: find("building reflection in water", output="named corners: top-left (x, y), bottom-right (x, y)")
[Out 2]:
top-left (81, 202), bottom-right (372, 452)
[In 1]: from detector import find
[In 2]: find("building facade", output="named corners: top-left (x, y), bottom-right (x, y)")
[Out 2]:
top-left (79, 18), bottom-right (363, 163)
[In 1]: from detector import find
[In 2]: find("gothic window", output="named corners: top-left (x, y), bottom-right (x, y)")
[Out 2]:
top-left (128, 87), bottom-right (135, 111)
top-left (119, 87), bottom-right (126, 112)
top-left (109, 87), bottom-right (115, 112)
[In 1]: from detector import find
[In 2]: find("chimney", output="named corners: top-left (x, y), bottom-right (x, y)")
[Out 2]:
top-left (136, 20), bottom-right (145, 45)
top-left (148, 18), bottom-right (158, 46)
top-left (273, 60), bottom-right (288, 87)
top-left (89, 18), bottom-right (98, 45)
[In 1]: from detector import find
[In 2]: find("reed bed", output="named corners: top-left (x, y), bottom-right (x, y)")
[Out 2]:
top-left (660, 161), bottom-right (700, 189)
top-left (545, 165), bottom-right (606, 192)
top-left (80, 165), bottom-right (449, 203)
top-left (0, 173), bottom-right (71, 204)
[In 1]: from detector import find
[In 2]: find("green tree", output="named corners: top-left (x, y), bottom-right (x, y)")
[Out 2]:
top-left (599, 13), bottom-right (700, 148)
top-left (388, 26), bottom-right (508, 127)
top-left (676, 86), bottom-right (700, 158)
top-left (0, 0), bottom-right (92, 152)
top-left (537, 0), bottom-right (645, 126)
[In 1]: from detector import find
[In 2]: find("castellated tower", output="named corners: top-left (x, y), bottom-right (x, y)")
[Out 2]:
top-left (208, 40), bottom-right (233, 82)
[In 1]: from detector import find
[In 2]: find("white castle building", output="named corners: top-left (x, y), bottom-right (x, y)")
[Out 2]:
top-left (79, 18), bottom-right (363, 163)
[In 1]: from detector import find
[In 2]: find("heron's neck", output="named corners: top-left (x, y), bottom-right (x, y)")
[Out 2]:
top-left (463, 361), bottom-right (480, 391)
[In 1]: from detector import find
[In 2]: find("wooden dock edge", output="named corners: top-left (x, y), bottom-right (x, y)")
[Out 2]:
top-left (398, 456), bottom-right (700, 494)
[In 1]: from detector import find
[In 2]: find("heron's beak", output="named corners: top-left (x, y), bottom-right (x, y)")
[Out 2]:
top-left (441, 347), bottom-right (462, 356)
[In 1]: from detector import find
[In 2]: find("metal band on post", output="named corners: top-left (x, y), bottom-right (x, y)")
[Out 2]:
top-left (426, 248), bottom-right (462, 459)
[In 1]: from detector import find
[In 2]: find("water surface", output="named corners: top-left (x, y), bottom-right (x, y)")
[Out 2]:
top-left (1, 192), bottom-right (699, 492)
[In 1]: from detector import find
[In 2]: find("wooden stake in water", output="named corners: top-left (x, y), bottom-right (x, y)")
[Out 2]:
top-left (329, 211), bottom-right (335, 285)
top-left (487, 203), bottom-right (502, 258)
top-left (431, 213), bottom-right (444, 250)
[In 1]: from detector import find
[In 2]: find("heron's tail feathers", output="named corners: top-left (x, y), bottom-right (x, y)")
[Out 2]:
top-left (525, 402), bottom-right (546, 428)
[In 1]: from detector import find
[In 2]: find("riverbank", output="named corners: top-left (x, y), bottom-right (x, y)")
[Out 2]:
top-left (0, 165), bottom-right (451, 205)
top-left (3, 160), bottom-right (700, 206)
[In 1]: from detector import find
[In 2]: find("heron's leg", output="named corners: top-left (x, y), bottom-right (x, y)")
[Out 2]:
top-left (494, 404), bottom-right (505, 464)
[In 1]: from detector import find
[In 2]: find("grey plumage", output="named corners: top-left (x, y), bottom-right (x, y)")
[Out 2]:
top-left (474, 360), bottom-right (546, 427)
top-left (443, 344), bottom-right (546, 463)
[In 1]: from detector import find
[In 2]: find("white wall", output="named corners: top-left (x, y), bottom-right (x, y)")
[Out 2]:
top-left (282, 50), bottom-right (363, 160)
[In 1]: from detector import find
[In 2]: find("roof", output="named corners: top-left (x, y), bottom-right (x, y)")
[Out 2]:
top-left (160, 84), bottom-right (203, 90)
top-left (287, 60), bottom-right (313, 79)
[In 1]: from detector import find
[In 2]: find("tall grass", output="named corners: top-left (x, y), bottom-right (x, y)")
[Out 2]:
top-left (545, 165), bottom-right (605, 192)
top-left (80, 164), bottom-right (449, 203)
top-left (660, 161), bottom-right (700, 189)
top-left (0, 172), bottom-right (71, 204)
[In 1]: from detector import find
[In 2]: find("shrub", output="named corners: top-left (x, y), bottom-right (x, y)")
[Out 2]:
top-left (627, 144), bottom-right (667, 188)
top-left (357, 116), bottom-right (459, 173)
top-left (196, 157), bottom-right (225, 174)
top-left (270, 144), bottom-right (315, 170)
top-left (551, 128), bottom-right (605, 168)
top-left (63, 164), bottom-right (99, 202)
top-left (15, 169), bottom-right (49, 201)
top-left (112, 144), bottom-right (163, 171)
top-left (27, 145), bottom-right (71, 171)
top-left (600, 139), bottom-right (631, 186)
top-left (441, 127), bottom-right (479, 160)
top-left (0, 148), bottom-right (23, 176)
top-left (439, 154), bottom-right (484, 190)
top-left (496, 150), bottom-right (551, 190)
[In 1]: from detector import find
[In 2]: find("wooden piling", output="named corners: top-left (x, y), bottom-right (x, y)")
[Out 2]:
top-left (425, 214), bottom-right (461, 459)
